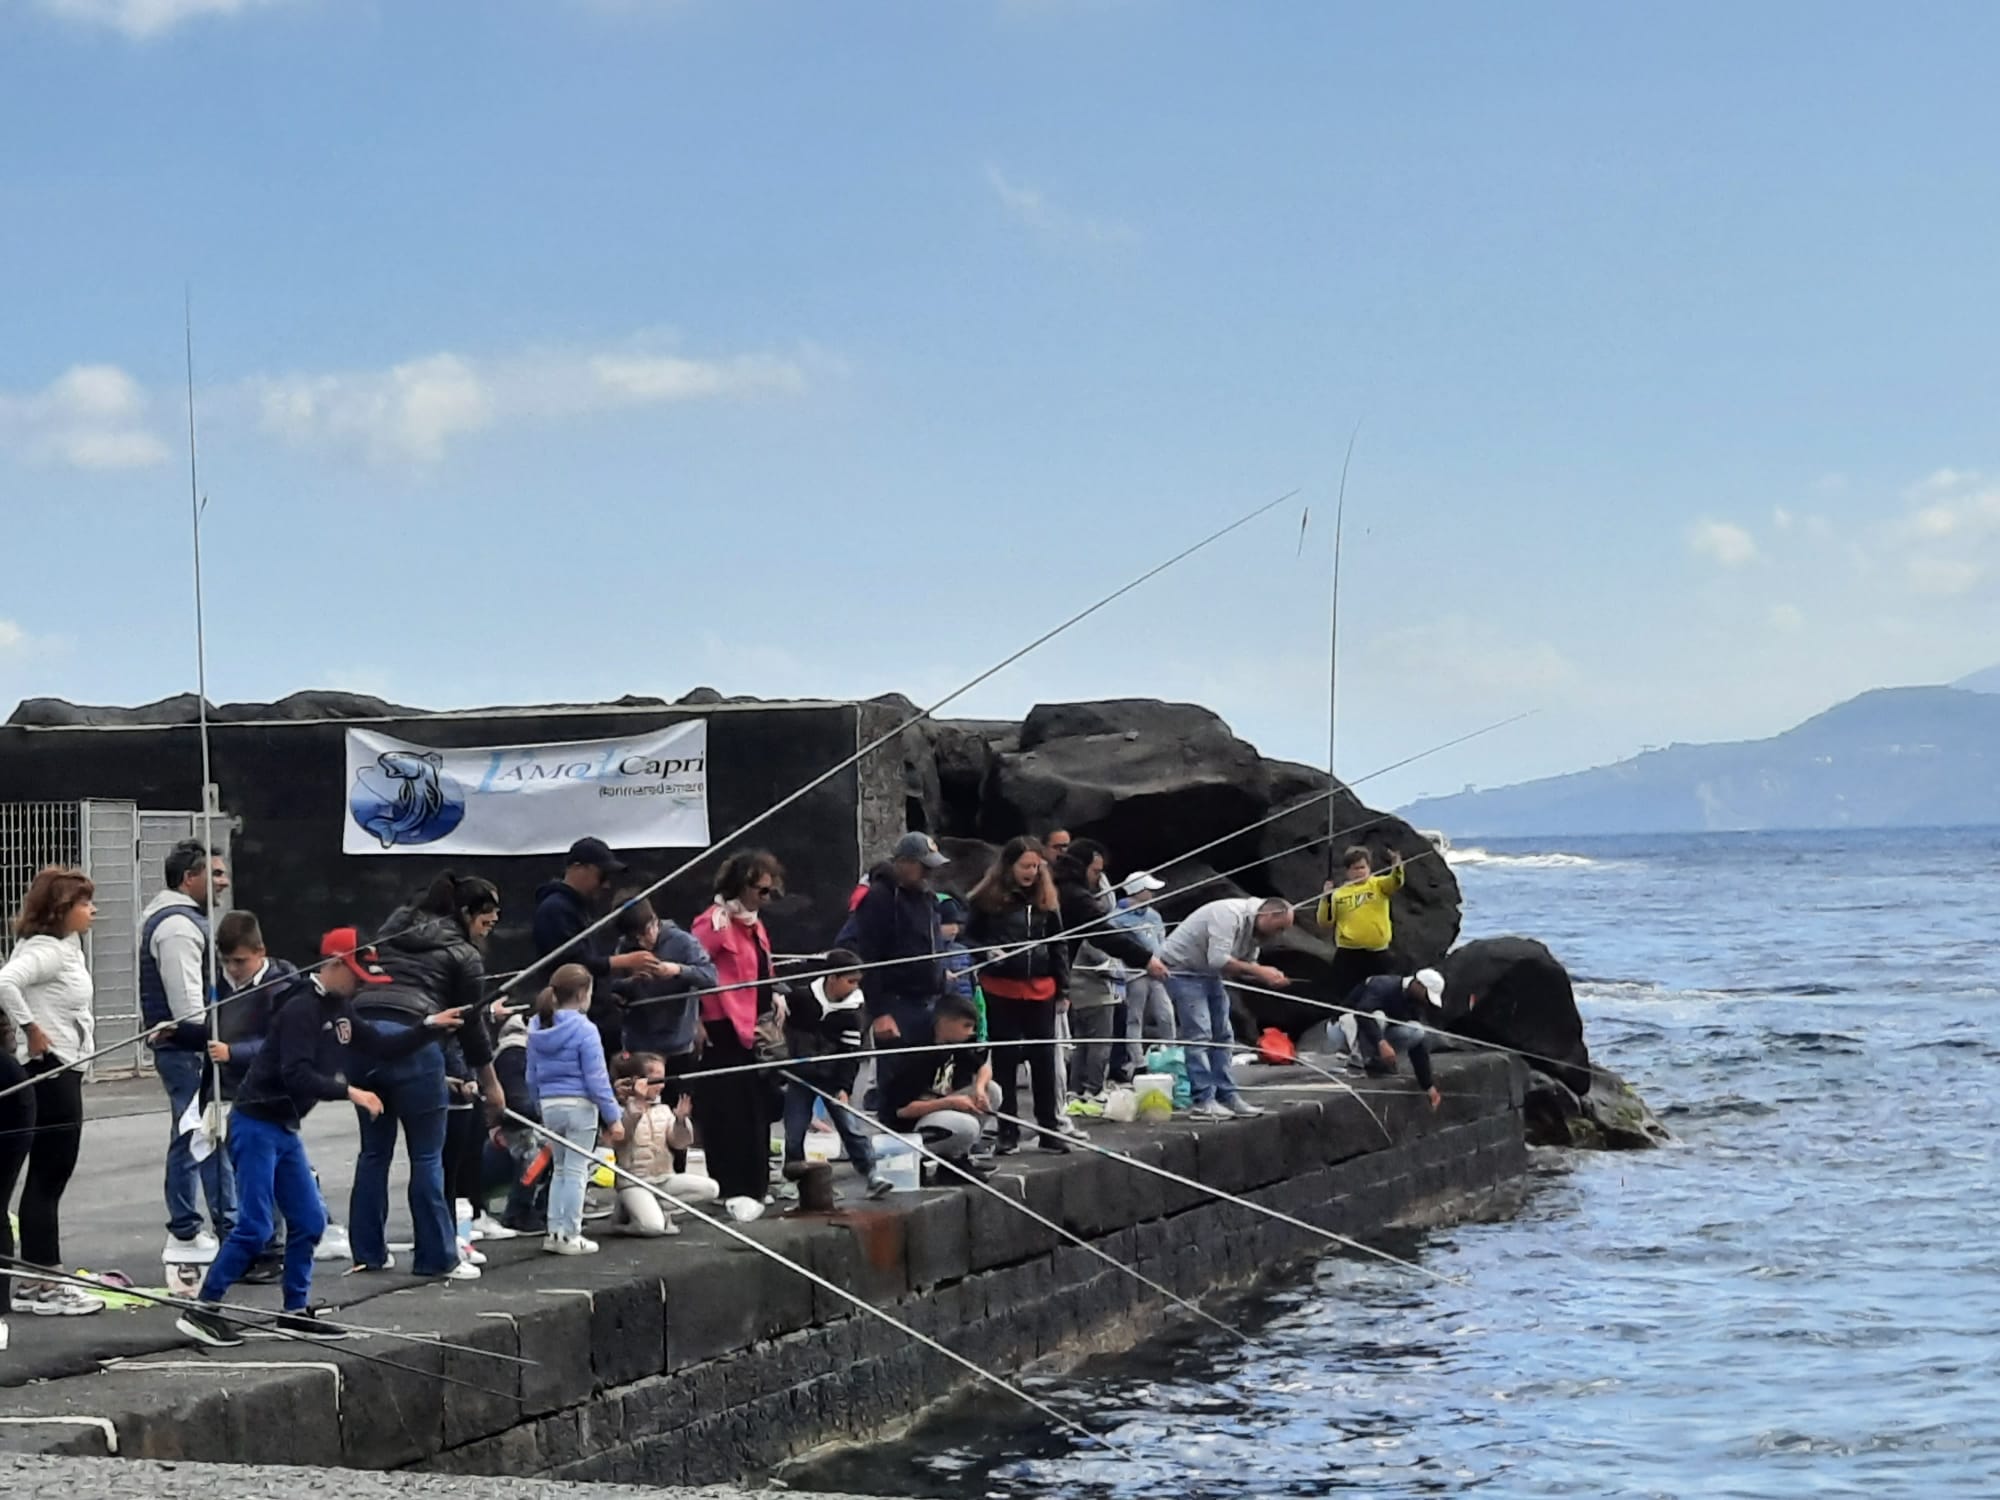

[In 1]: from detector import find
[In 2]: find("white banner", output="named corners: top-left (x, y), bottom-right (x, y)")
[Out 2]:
top-left (343, 722), bottom-right (709, 856)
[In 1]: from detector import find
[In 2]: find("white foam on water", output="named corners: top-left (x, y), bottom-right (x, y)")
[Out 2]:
top-left (1447, 847), bottom-right (1600, 869)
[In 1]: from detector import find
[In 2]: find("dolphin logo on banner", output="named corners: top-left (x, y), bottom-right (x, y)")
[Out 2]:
top-left (349, 748), bottom-right (467, 849)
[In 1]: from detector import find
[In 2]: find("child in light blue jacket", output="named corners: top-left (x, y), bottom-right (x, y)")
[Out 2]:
top-left (526, 964), bottom-right (621, 1254)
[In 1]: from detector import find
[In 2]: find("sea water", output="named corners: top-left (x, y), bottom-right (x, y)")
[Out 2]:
top-left (789, 827), bottom-right (2000, 1497)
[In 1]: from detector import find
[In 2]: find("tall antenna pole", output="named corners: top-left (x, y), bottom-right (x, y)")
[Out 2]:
top-left (1325, 422), bottom-right (1359, 880)
top-left (184, 293), bottom-right (220, 1028)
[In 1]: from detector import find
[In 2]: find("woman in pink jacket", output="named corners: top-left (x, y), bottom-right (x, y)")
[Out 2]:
top-left (689, 850), bottom-right (784, 1217)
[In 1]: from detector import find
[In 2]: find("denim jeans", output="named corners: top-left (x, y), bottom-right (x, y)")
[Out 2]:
top-left (781, 1077), bottom-right (875, 1176)
top-left (541, 1096), bottom-right (602, 1239)
top-left (1166, 974), bottom-right (1240, 1106)
top-left (155, 1047), bottom-right (236, 1242)
top-left (346, 1031), bottom-right (453, 1275)
top-left (201, 1112), bottom-right (326, 1311)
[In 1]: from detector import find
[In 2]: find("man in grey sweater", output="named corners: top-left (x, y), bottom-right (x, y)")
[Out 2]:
top-left (1155, 896), bottom-right (1295, 1120)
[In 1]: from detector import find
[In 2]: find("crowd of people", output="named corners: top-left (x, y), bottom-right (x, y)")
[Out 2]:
top-left (0, 823), bottom-right (1445, 1353)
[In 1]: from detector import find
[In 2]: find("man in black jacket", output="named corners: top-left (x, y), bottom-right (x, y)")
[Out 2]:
top-left (529, 837), bottom-right (666, 1052)
top-left (1344, 968), bottom-right (1447, 1110)
top-left (1050, 842), bottom-right (1170, 982)
top-left (175, 929), bottom-right (465, 1348)
top-left (844, 833), bottom-right (948, 1043)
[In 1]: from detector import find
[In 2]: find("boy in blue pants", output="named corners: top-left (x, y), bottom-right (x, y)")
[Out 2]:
top-left (176, 929), bottom-right (463, 1347)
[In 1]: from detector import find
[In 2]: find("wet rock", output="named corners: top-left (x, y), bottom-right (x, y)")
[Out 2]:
top-left (1525, 1065), bottom-right (1670, 1150)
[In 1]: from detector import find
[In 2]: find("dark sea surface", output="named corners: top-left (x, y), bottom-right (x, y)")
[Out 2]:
top-left (789, 827), bottom-right (2000, 1499)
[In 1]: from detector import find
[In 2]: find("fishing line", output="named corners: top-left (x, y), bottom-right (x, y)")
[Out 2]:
top-left (498, 488), bottom-right (1300, 1004)
top-left (983, 1105), bottom-right (1463, 1287)
top-left (0, 1257), bottom-right (522, 1399)
top-left (500, 1107), bottom-right (1132, 1461)
top-left (786, 1073), bottom-right (1258, 1349)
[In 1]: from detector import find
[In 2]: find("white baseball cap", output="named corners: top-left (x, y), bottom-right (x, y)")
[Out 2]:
top-left (1412, 968), bottom-right (1445, 1006)
top-left (1121, 870), bottom-right (1167, 895)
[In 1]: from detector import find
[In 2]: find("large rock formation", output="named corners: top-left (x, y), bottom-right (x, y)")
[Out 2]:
top-left (1438, 936), bottom-right (1592, 1095)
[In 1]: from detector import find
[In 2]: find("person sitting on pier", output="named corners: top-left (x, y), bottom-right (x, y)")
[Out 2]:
top-left (610, 1051), bottom-right (721, 1235)
top-left (875, 992), bottom-right (997, 1179)
top-left (1346, 968), bottom-right (1447, 1111)
top-left (175, 929), bottom-right (465, 1348)
top-left (1155, 895), bottom-right (1295, 1121)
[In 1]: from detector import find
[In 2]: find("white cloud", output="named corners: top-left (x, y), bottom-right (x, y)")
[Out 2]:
top-left (1905, 556), bottom-right (1985, 597)
top-left (250, 341), bottom-right (813, 464)
top-left (1772, 506), bottom-right (1793, 531)
top-left (34, 0), bottom-right (289, 39)
top-left (1688, 518), bottom-right (1758, 568)
top-left (986, 165), bottom-right (1138, 249)
top-left (0, 620), bottom-right (26, 655)
top-left (0, 364), bottom-right (171, 470)
top-left (1768, 603), bottom-right (1804, 633)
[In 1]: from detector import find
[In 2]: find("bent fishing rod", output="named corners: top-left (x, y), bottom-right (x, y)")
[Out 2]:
top-left (981, 1105), bottom-right (1461, 1286)
top-left (501, 1107), bottom-right (1131, 1460)
top-left (786, 1072), bottom-right (1258, 1350)
top-left (496, 488), bottom-right (1298, 1005)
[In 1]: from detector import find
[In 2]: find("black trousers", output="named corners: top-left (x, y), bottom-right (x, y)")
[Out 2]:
top-left (0, 1054), bottom-right (33, 1302)
top-left (19, 1057), bottom-right (82, 1267)
top-left (444, 1103), bottom-right (486, 1209)
top-left (1331, 947), bottom-right (1397, 1005)
top-left (987, 994), bottom-right (1061, 1139)
top-left (1066, 1003), bottom-right (1118, 1096)
top-left (691, 1022), bottom-right (770, 1202)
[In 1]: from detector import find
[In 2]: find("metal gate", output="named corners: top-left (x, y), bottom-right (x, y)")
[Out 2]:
top-left (0, 800), bottom-right (232, 1078)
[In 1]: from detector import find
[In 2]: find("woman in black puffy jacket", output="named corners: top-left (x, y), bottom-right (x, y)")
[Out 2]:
top-left (964, 838), bottom-right (1072, 1155)
top-left (350, 873), bottom-right (502, 1276)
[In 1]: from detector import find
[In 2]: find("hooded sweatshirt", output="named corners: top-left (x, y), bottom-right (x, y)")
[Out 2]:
top-left (526, 1007), bottom-right (619, 1125)
top-left (783, 974), bottom-right (870, 1093)
top-left (140, 888), bottom-right (210, 1045)
top-left (841, 865), bottom-right (943, 1017)
top-left (529, 879), bottom-right (616, 993)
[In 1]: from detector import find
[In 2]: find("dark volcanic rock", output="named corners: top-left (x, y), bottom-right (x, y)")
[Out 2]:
top-left (1525, 1065), bottom-right (1670, 1149)
top-left (1439, 936), bottom-right (1592, 1095)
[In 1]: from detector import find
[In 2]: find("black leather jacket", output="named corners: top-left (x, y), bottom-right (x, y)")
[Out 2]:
top-left (964, 893), bottom-right (1071, 995)
top-left (366, 908), bottom-right (494, 1070)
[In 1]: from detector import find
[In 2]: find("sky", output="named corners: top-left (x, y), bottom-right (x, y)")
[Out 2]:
top-left (3, 0), bottom-right (1998, 809)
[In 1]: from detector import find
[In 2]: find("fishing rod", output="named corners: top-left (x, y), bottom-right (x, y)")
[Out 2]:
top-left (497, 488), bottom-right (1298, 1004)
top-left (785, 1073), bottom-right (1257, 1350)
top-left (983, 1105), bottom-right (1461, 1286)
top-left (500, 1108), bottom-right (1130, 1460)
top-left (1325, 420), bottom-right (1359, 886)
top-left (0, 1257), bottom-right (521, 1400)
top-left (622, 707), bottom-right (1532, 1014)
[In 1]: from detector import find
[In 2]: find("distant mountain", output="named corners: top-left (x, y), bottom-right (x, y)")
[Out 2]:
top-left (1403, 686), bottom-right (2000, 837)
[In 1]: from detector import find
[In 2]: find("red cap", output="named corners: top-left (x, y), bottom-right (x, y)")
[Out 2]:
top-left (321, 927), bottom-right (392, 986)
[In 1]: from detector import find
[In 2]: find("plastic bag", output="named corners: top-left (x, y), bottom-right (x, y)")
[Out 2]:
top-left (1102, 1086), bottom-right (1139, 1123)
top-left (1147, 1045), bottom-right (1193, 1111)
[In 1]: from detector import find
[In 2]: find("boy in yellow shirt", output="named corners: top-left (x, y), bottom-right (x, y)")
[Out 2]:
top-left (1318, 846), bottom-right (1405, 998)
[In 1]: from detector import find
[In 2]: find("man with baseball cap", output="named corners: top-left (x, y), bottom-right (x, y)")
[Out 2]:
top-left (176, 929), bottom-right (465, 1348)
top-left (842, 832), bottom-right (949, 1044)
top-left (1343, 967), bottom-right (1448, 1111)
top-left (531, 837), bottom-right (666, 1052)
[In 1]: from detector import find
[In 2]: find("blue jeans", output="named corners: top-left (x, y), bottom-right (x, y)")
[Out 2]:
top-left (155, 1047), bottom-right (236, 1242)
top-left (782, 1076), bottom-right (875, 1176)
top-left (201, 1112), bottom-right (326, 1311)
top-left (347, 1032), bottom-right (453, 1275)
top-left (541, 1096), bottom-right (602, 1239)
top-left (1166, 974), bottom-right (1240, 1107)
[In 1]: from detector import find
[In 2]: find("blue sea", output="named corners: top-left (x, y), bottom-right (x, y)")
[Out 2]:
top-left (791, 827), bottom-right (2000, 1499)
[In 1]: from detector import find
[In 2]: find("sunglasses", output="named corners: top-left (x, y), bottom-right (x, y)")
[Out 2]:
top-left (748, 883), bottom-right (777, 900)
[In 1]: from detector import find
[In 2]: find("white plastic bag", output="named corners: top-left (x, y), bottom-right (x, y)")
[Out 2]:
top-left (1102, 1087), bottom-right (1138, 1123)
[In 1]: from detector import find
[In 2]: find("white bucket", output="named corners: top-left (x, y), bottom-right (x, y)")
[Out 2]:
top-left (1132, 1072), bottom-right (1175, 1114)
top-left (874, 1133), bottom-right (925, 1193)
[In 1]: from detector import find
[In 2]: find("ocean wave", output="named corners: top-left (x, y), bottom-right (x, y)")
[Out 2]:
top-left (1448, 847), bottom-right (1601, 869)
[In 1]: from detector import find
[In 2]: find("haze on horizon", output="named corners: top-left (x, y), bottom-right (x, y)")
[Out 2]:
top-left (3, 2), bottom-right (1996, 808)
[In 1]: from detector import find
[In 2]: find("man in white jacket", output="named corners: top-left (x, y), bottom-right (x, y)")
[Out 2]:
top-left (141, 840), bottom-right (236, 1264)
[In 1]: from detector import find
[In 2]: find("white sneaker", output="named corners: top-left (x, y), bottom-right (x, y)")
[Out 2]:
top-left (468, 1214), bottom-right (519, 1242)
top-left (1224, 1098), bottom-right (1266, 1119)
top-left (344, 1253), bottom-right (395, 1275)
top-left (314, 1225), bottom-right (352, 1262)
top-left (440, 1259), bottom-right (482, 1281)
top-left (13, 1282), bottom-right (104, 1317)
top-left (0, 1317), bottom-right (8, 1351)
top-left (161, 1232), bottom-right (217, 1265)
top-left (1186, 1102), bottom-right (1233, 1122)
top-left (460, 1240), bottom-right (487, 1267)
top-left (543, 1233), bottom-right (599, 1257)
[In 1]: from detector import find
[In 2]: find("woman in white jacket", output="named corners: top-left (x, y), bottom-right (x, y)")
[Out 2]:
top-left (0, 867), bottom-right (104, 1317)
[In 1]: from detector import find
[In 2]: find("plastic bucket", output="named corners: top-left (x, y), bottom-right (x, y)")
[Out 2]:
top-left (803, 1130), bottom-right (840, 1163)
top-left (875, 1133), bottom-right (925, 1192)
top-left (1132, 1072), bottom-right (1175, 1113)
